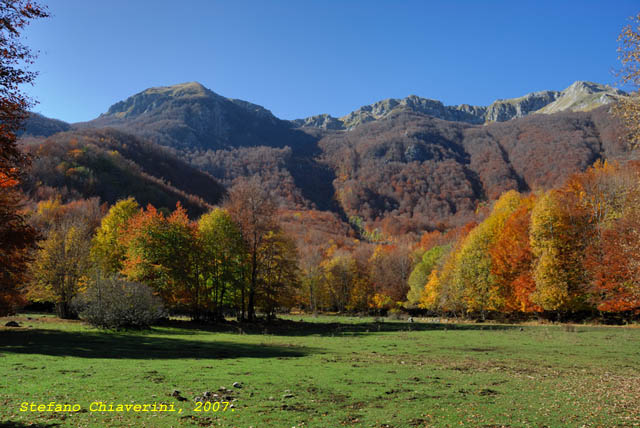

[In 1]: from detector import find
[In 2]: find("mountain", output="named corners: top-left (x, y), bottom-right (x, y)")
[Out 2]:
top-left (79, 81), bottom-right (316, 152)
top-left (317, 105), bottom-right (632, 233)
top-left (19, 128), bottom-right (226, 216)
top-left (76, 82), bottom-right (333, 210)
top-left (293, 81), bottom-right (625, 130)
top-left (23, 80), bottom-right (636, 235)
top-left (21, 113), bottom-right (71, 137)
top-left (536, 81), bottom-right (626, 114)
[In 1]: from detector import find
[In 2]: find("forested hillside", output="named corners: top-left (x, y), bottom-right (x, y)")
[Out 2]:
top-left (319, 106), bottom-right (634, 234)
top-left (19, 128), bottom-right (226, 216)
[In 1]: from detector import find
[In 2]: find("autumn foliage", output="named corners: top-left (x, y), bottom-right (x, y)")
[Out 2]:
top-left (412, 161), bottom-right (640, 319)
top-left (0, 0), bottom-right (48, 315)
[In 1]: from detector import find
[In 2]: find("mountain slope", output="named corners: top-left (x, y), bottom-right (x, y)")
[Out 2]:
top-left (80, 82), bottom-right (317, 152)
top-left (21, 113), bottom-right (71, 137)
top-left (316, 105), bottom-right (632, 233)
top-left (19, 128), bottom-right (226, 215)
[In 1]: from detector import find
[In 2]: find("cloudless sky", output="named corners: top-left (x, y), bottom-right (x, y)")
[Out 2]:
top-left (21, 0), bottom-right (640, 123)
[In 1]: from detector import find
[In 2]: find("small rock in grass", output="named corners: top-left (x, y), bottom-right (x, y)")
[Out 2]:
top-left (5, 321), bottom-right (20, 327)
top-left (233, 382), bottom-right (242, 388)
top-left (283, 393), bottom-right (294, 399)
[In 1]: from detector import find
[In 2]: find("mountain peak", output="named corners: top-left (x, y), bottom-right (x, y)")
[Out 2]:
top-left (142, 81), bottom-right (212, 98)
top-left (103, 82), bottom-right (217, 119)
top-left (564, 80), bottom-right (621, 94)
top-left (535, 81), bottom-right (626, 114)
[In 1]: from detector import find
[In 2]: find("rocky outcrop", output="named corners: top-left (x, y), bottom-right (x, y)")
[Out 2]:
top-left (536, 81), bottom-right (625, 114)
top-left (485, 90), bottom-right (559, 122)
top-left (291, 114), bottom-right (344, 130)
top-left (292, 81), bottom-right (626, 130)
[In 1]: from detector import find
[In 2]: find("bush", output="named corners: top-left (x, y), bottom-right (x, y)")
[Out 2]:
top-left (72, 277), bottom-right (166, 329)
top-left (387, 308), bottom-right (408, 320)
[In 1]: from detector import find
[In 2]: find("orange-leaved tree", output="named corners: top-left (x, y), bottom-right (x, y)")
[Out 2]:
top-left (121, 203), bottom-right (203, 318)
top-left (0, 0), bottom-right (48, 315)
top-left (489, 195), bottom-right (540, 313)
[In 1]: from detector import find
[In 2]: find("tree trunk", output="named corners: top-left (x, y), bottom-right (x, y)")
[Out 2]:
top-left (248, 249), bottom-right (257, 321)
top-left (56, 301), bottom-right (73, 319)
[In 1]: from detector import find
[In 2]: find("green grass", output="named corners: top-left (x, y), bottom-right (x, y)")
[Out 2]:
top-left (1, 314), bottom-right (640, 428)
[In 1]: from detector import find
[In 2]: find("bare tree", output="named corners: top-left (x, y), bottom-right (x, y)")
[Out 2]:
top-left (614, 13), bottom-right (640, 149)
top-left (225, 176), bottom-right (277, 321)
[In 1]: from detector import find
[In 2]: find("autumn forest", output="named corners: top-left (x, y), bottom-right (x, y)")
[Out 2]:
top-left (3, 3), bottom-right (640, 327)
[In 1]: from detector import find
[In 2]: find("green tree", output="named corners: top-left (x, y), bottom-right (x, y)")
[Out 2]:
top-left (121, 203), bottom-right (203, 319)
top-left (406, 244), bottom-right (450, 307)
top-left (198, 207), bottom-right (247, 320)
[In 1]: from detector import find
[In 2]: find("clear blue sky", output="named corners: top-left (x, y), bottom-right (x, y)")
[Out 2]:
top-left (22, 0), bottom-right (639, 123)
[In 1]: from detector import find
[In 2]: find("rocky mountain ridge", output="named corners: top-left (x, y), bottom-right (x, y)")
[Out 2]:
top-left (293, 81), bottom-right (626, 130)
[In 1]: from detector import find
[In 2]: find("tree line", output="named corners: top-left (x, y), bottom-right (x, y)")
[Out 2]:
top-left (22, 177), bottom-right (298, 322)
top-left (407, 161), bottom-right (640, 320)
top-left (4, 160), bottom-right (640, 323)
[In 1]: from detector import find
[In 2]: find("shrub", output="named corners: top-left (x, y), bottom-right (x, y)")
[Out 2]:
top-left (73, 277), bottom-right (166, 329)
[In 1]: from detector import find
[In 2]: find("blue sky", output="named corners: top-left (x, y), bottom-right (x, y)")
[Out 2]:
top-left (22, 0), bottom-right (639, 123)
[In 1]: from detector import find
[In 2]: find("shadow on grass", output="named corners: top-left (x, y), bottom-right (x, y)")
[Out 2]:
top-left (0, 328), bottom-right (314, 359)
top-left (0, 422), bottom-right (59, 428)
top-left (157, 318), bottom-right (519, 337)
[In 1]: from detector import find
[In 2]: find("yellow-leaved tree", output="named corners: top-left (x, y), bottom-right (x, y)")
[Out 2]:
top-left (529, 190), bottom-right (594, 313)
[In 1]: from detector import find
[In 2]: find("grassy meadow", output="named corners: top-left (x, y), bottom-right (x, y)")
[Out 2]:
top-left (1, 314), bottom-right (639, 428)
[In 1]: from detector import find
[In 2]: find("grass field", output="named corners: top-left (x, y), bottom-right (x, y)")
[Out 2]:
top-left (1, 314), bottom-right (639, 428)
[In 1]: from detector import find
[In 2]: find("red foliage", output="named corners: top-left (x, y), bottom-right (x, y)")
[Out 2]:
top-left (586, 213), bottom-right (640, 313)
top-left (489, 199), bottom-right (540, 313)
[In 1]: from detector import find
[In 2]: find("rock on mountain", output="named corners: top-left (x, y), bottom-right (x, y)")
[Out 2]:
top-left (339, 96), bottom-right (487, 129)
top-left (536, 81), bottom-right (625, 114)
top-left (484, 90), bottom-right (559, 122)
top-left (291, 114), bottom-right (344, 130)
top-left (293, 81), bottom-right (626, 130)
